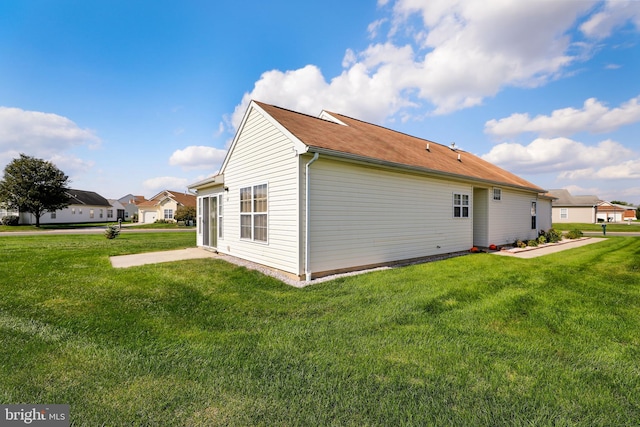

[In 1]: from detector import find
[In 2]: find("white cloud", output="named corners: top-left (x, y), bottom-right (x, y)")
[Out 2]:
top-left (482, 137), bottom-right (634, 174)
top-left (142, 176), bottom-right (189, 193)
top-left (485, 95), bottom-right (640, 138)
top-left (580, 1), bottom-right (640, 39)
top-left (169, 145), bottom-right (227, 170)
top-left (229, 0), bottom-right (628, 126)
top-left (0, 107), bottom-right (100, 159)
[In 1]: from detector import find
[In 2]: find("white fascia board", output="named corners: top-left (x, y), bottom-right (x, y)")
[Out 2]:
top-left (318, 111), bottom-right (348, 126)
top-left (187, 174), bottom-right (225, 191)
top-left (250, 101), bottom-right (309, 154)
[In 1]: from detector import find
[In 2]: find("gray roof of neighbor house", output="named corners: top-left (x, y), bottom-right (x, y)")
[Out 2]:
top-left (547, 189), bottom-right (601, 206)
top-left (254, 101), bottom-right (545, 193)
top-left (66, 189), bottom-right (111, 207)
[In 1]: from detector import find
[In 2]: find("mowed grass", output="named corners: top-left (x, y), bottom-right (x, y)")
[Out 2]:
top-left (1, 233), bottom-right (639, 426)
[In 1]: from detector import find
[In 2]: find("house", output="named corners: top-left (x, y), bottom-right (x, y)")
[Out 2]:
top-left (548, 189), bottom-right (600, 223)
top-left (118, 194), bottom-right (147, 221)
top-left (548, 189), bottom-right (637, 223)
top-left (107, 199), bottom-right (127, 221)
top-left (189, 101), bottom-right (551, 281)
top-left (18, 189), bottom-right (112, 225)
top-left (136, 190), bottom-right (196, 223)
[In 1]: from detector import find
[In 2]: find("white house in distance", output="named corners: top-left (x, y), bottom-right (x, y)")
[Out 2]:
top-left (548, 189), bottom-right (637, 223)
top-left (136, 190), bottom-right (196, 223)
top-left (19, 189), bottom-right (112, 225)
top-left (189, 101), bottom-right (552, 281)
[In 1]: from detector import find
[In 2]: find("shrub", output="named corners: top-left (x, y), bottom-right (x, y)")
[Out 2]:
top-left (566, 229), bottom-right (583, 240)
top-left (104, 225), bottom-right (120, 239)
top-left (537, 235), bottom-right (547, 245)
top-left (514, 239), bottom-right (527, 249)
top-left (1, 215), bottom-right (19, 226)
top-left (527, 239), bottom-right (538, 247)
top-left (544, 228), bottom-right (562, 243)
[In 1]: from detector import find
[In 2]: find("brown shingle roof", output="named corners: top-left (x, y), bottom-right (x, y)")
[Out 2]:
top-left (138, 190), bottom-right (196, 208)
top-left (255, 101), bottom-right (544, 192)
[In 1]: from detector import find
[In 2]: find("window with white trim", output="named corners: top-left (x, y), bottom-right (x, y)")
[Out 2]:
top-left (493, 188), bottom-right (502, 201)
top-left (240, 184), bottom-right (267, 242)
top-left (89, 209), bottom-right (94, 219)
top-left (107, 209), bottom-right (113, 219)
top-left (164, 209), bottom-right (174, 220)
top-left (50, 212), bottom-right (56, 219)
top-left (560, 208), bottom-right (568, 219)
top-left (453, 193), bottom-right (470, 218)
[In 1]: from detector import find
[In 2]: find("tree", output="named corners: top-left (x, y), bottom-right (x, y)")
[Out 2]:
top-left (0, 154), bottom-right (70, 227)
top-left (610, 200), bottom-right (630, 205)
top-left (174, 205), bottom-right (196, 223)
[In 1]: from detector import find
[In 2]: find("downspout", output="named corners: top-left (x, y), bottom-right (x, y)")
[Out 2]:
top-left (305, 152), bottom-right (320, 281)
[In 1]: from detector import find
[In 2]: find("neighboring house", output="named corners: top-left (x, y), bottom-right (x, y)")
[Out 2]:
top-left (597, 201), bottom-right (637, 222)
top-left (107, 199), bottom-right (127, 221)
top-left (189, 100), bottom-right (552, 281)
top-left (548, 189), bottom-right (600, 223)
top-left (137, 190), bottom-right (196, 223)
top-left (118, 194), bottom-right (147, 221)
top-left (549, 189), bottom-right (637, 223)
top-left (19, 189), bottom-right (112, 225)
top-left (0, 205), bottom-right (19, 220)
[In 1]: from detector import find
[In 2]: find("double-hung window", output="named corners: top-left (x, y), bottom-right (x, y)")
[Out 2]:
top-left (240, 184), bottom-right (268, 242)
top-left (453, 193), bottom-right (470, 218)
top-left (164, 209), bottom-right (174, 220)
top-left (493, 188), bottom-right (502, 201)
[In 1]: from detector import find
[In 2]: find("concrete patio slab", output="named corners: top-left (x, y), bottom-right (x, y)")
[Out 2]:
top-left (110, 247), bottom-right (218, 268)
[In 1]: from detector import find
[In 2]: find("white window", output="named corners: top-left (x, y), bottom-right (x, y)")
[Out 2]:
top-left (164, 209), bottom-right (174, 220)
top-left (493, 188), bottom-right (502, 201)
top-left (99, 209), bottom-right (103, 219)
top-left (89, 209), bottom-right (94, 219)
top-left (453, 193), bottom-right (470, 218)
top-left (51, 212), bottom-right (56, 219)
top-left (72, 208), bottom-right (76, 215)
top-left (240, 184), bottom-right (268, 242)
top-left (107, 210), bottom-right (113, 219)
top-left (560, 208), bottom-right (568, 219)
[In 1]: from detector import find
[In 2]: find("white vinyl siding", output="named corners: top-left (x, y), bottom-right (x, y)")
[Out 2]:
top-left (219, 107), bottom-right (300, 275)
top-left (307, 158), bottom-right (473, 274)
top-left (486, 188), bottom-right (539, 244)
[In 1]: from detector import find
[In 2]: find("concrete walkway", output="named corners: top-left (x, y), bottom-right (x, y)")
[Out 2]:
top-left (492, 237), bottom-right (606, 259)
top-left (110, 247), bottom-right (218, 268)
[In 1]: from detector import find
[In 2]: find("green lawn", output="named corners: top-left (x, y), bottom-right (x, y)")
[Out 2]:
top-left (1, 233), bottom-right (639, 426)
top-left (553, 222), bottom-right (640, 232)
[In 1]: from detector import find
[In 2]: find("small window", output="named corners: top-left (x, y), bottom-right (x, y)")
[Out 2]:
top-left (453, 193), bottom-right (470, 218)
top-left (51, 212), bottom-right (56, 219)
top-left (107, 210), bottom-right (113, 219)
top-left (89, 209), bottom-right (94, 219)
top-left (164, 209), bottom-right (174, 220)
top-left (72, 208), bottom-right (76, 215)
top-left (560, 208), bottom-right (568, 219)
top-left (493, 188), bottom-right (502, 201)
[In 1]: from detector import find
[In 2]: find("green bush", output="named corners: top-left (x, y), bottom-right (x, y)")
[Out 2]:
top-left (537, 235), bottom-right (547, 245)
top-left (527, 239), bottom-right (538, 247)
top-left (544, 228), bottom-right (562, 243)
top-left (1, 215), bottom-right (19, 226)
top-left (566, 229), bottom-right (583, 239)
top-left (104, 225), bottom-right (120, 239)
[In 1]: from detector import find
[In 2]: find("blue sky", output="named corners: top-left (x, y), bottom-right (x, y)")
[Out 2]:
top-left (1, 1), bottom-right (639, 204)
